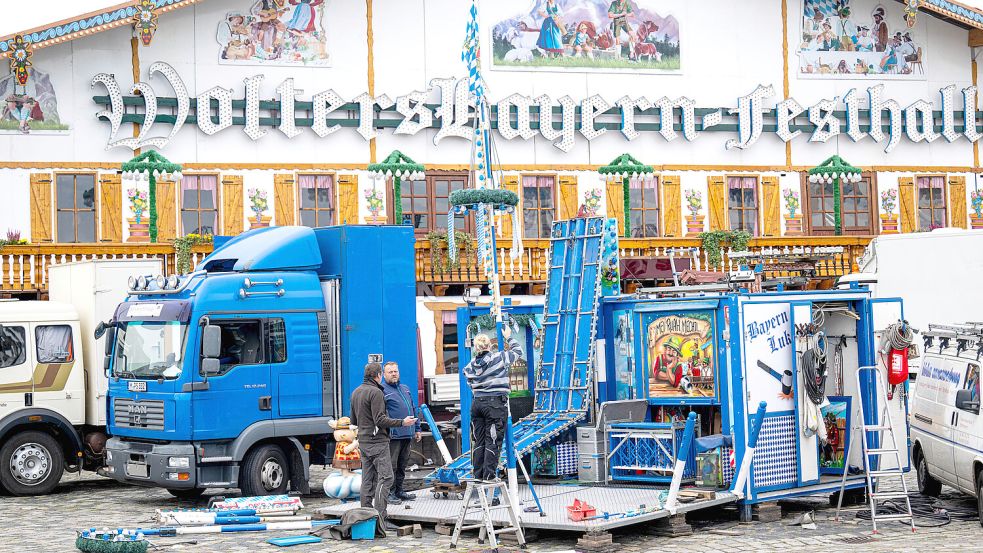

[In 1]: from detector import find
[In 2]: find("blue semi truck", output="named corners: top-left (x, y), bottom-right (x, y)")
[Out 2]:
top-left (101, 225), bottom-right (417, 498)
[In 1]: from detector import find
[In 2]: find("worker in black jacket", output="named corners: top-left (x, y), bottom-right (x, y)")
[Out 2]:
top-left (350, 362), bottom-right (417, 530)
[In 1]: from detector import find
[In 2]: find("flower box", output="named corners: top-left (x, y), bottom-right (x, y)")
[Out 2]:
top-left (784, 215), bottom-right (803, 236)
top-left (127, 218), bottom-right (149, 242)
top-left (880, 213), bottom-right (899, 234)
top-left (685, 215), bottom-right (705, 236)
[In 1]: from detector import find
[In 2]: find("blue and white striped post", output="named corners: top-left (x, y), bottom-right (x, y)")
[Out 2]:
top-left (505, 415), bottom-right (519, 506)
top-left (133, 519), bottom-right (337, 537)
top-left (665, 412), bottom-right (698, 514)
top-left (731, 401), bottom-right (768, 499)
top-left (419, 403), bottom-right (453, 465)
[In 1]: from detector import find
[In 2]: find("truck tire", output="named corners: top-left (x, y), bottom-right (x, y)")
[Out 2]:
top-left (0, 430), bottom-right (64, 496)
top-left (915, 449), bottom-right (941, 497)
top-left (240, 444), bottom-right (289, 497)
top-left (167, 488), bottom-right (206, 501)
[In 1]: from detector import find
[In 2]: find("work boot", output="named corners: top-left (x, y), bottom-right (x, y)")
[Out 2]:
top-left (396, 491), bottom-right (416, 501)
top-left (387, 494), bottom-right (403, 505)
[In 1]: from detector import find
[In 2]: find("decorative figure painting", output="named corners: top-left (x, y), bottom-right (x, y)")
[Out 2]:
top-left (613, 310), bottom-right (634, 400)
top-left (798, 0), bottom-right (925, 78)
top-left (643, 311), bottom-right (715, 399)
top-left (491, 0), bottom-right (681, 72)
top-left (819, 396), bottom-right (850, 474)
top-left (0, 64), bottom-right (67, 134)
top-left (217, 0), bottom-right (330, 66)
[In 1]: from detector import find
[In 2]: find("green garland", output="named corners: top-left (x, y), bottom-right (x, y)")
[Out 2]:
top-left (598, 153), bottom-right (654, 177)
top-left (368, 151), bottom-right (425, 225)
top-left (393, 176), bottom-right (403, 224)
top-left (122, 151), bottom-right (182, 244)
top-left (699, 230), bottom-right (751, 267)
top-left (449, 188), bottom-right (518, 208)
top-left (425, 230), bottom-right (475, 275)
top-left (833, 178), bottom-right (842, 235)
top-left (622, 176), bottom-right (631, 237)
top-left (173, 233), bottom-right (213, 275)
top-left (468, 313), bottom-right (538, 333)
top-left (808, 155), bottom-right (861, 237)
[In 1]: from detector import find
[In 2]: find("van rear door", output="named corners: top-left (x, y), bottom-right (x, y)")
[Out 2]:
top-left (954, 361), bottom-right (981, 494)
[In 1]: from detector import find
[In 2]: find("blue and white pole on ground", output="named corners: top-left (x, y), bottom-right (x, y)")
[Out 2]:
top-left (665, 412), bottom-right (699, 514)
top-left (133, 519), bottom-right (337, 537)
top-left (731, 401), bottom-right (768, 499)
top-left (156, 512), bottom-right (310, 525)
top-left (419, 403), bottom-right (453, 465)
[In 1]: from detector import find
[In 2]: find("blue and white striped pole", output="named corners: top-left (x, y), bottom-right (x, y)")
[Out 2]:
top-left (731, 401), bottom-right (768, 499)
top-left (665, 412), bottom-right (698, 514)
top-left (133, 520), bottom-right (337, 537)
top-left (419, 403), bottom-right (453, 465)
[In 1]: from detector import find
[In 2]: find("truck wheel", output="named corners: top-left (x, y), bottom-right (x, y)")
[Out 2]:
top-left (167, 488), bottom-right (206, 501)
top-left (0, 431), bottom-right (64, 496)
top-left (916, 450), bottom-right (941, 497)
top-left (240, 444), bottom-right (289, 496)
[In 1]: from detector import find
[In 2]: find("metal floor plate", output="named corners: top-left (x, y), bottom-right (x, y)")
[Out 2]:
top-left (319, 484), bottom-right (737, 533)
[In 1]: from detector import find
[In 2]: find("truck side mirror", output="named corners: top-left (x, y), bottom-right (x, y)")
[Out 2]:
top-left (201, 357), bottom-right (221, 377)
top-left (956, 389), bottom-right (980, 414)
top-left (104, 326), bottom-right (116, 357)
top-left (202, 325), bottom-right (222, 359)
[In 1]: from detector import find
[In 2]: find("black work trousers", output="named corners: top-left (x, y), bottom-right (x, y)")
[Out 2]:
top-left (389, 438), bottom-right (412, 495)
top-left (470, 394), bottom-right (508, 481)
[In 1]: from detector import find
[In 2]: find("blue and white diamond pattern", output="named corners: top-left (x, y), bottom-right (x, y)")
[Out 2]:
top-left (721, 446), bottom-right (735, 485)
top-left (751, 414), bottom-right (797, 489)
top-left (557, 442), bottom-right (578, 476)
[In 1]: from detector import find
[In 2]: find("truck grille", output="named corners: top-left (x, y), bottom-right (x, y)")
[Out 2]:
top-left (113, 398), bottom-right (165, 430)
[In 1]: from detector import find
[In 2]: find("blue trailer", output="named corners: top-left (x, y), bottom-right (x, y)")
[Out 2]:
top-left (102, 225), bottom-right (417, 498)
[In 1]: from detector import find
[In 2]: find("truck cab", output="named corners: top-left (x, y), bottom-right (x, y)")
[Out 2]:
top-left (103, 225), bottom-right (416, 498)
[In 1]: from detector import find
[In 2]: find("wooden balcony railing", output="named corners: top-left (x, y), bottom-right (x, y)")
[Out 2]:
top-left (416, 236), bottom-right (873, 285)
top-left (0, 244), bottom-right (213, 293)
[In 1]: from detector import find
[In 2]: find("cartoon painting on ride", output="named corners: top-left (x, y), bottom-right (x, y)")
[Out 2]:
top-left (798, 0), bottom-right (925, 78)
top-left (0, 66), bottom-right (67, 135)
top-left (216, 0), bottom-right (330, 66)
top-left (490, 0), bottom-right (681, 72)
top-left (643, 311), bottom-right (715, 399)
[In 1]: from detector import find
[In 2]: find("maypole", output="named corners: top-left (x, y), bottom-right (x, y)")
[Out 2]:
top-left (451, 0), bottom-right (523, 503)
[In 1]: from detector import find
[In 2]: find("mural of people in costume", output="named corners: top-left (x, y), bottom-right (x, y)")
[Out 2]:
top-left (645, 312), bottom-right (716, 399)
top-left (798, 0), bottom-right (924, 78)
top-left (490, 0), bottom-right (681, 72)
top-left (217, 0), bottom-right (330, 66)
top-left (0, 67), bottom-right (67, 134)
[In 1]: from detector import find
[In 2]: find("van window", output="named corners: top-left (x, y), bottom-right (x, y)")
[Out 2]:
top-left (212, 321), bottom-right (264, 376)
top-left (963, 363), bottom-right (980, 406)
top-left (914, 355), bottom-right (941, 403)
top-left (0, 326), bottom-right (27, 368)
top-left (35, 325), bottom-right (74, 363)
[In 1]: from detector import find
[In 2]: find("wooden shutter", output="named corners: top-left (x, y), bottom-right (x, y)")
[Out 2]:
top-left (222, 174), bottom-right (244, 235)
top-left (337, 174), bottom-right (358, 225)
top-left (760, 176), bottom-right (780, 237)
top-left (948, 175), bottom-right (967, 229)
top-left (558, 175), bottom-right (578, 220)
top-left (30, 173), bottom-right (53, 242)
top-left (605, 179), bottom-right (625, 236)
top-left (99, 173), bottom-right (122, 242)
top-left (500, 175), bottom-right (519, 239)
top-left (155, 179), bottom-right (177, 241)
top-left (661, 175), bottom-right (681, 237)
top-left (707, 176), bottom-right (726, 231)
top-left (898, 177), bottom-right (915, 233)
top-left (274, 173), bottom-right (296, 226)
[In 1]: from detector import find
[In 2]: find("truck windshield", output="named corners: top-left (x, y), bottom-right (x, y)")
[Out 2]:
top-left (114, 321), bottom-right (188, 380)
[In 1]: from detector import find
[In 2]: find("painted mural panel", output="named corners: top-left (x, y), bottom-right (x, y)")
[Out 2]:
top-left (217, 0), bottom-right (330, 66)
top-left (0, 67), bottom-right (67, 134)
top-left (490, 0), bottom-right (680, 73)
top-left (798, 0), bottom-right (925, 78)
top-left (643, 311), bottom-right (715, 399)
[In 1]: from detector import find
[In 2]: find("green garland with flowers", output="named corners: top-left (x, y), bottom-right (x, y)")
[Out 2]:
top-left (698, 230), bottom-right (751, 267)
top-left (425, 230), bottom-right (475, 275)
top-left (174, 233), bottom-right (213, 275)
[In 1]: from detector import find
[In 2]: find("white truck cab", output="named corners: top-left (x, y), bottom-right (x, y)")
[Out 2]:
top-left (910, 322), bottom-right (983, 522)
top-left (0, 259), bottom-right (160, 495)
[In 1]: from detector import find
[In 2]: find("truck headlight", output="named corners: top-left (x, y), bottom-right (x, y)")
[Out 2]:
top-left (167, 457), bottom-right (190, 468)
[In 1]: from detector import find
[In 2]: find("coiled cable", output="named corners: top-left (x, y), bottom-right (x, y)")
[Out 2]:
top-left (854, 492), bottom-right (979, 527)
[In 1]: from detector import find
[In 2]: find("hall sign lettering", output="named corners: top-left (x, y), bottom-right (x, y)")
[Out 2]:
top-left (91, 61), bottom-right (983, 153)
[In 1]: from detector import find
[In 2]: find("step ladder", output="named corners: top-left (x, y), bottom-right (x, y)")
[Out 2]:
top-left (835, 365), bottom-right (915, 534)
top-left (450, 480), bottom-right (525, 549)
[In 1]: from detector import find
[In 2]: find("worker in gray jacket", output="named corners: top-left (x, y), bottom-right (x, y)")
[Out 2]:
top-left (350, 362), bottom-right (417, 530)
top-left (462, 325), bottom-right (523, 481)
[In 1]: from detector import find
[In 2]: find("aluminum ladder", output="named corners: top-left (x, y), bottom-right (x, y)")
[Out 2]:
top-left (449, 480), bottom-right (525, 549)
top-left (835, 365), bottom-right (915, 534)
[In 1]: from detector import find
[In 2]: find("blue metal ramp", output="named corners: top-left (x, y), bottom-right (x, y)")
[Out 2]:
top-left (431, 218), bottom-right (608, 484)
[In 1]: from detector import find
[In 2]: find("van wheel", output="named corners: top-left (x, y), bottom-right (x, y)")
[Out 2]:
top-left (167, 488), bottom-right (206, 501)
top-left (0, 431), bottom-right (64, 496)
top-left (240, 444), bottom-right (289, 497)
top-left (977, 473), bottom-right (983, 528)
top-left (916, 450), bottom-right (941, 497)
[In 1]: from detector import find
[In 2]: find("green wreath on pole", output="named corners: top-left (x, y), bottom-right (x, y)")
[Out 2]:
top-left (367, 150), bottom-right (426, 225)
top-left (598, 153), bottom-right (654, 237)
top-left (121, 151), bottom-right (183, 244)
top-left (449, 188), bottom-right (519, 208)
top-left (807, 155), bottom-right (862, 236)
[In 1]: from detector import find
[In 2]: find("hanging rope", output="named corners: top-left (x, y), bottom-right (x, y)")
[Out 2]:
top-left (880, 321), bottom-right (915, 353)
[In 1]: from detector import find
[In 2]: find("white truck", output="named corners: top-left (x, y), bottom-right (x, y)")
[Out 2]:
top-left (838, 228), bottom-right (983, 377)
top-left (0, 259), bottom-right (160, 495)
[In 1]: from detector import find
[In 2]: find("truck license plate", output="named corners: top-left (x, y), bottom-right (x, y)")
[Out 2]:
top-left (125, 462), bottom-right (150, 478)
top-left (128, 381), bottom-right (147, 392)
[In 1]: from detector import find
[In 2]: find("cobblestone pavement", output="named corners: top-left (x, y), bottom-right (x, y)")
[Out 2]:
top-left (1, 467), bottom-right (980, 552)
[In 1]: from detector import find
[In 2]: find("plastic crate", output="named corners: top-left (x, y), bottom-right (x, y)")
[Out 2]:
top-left (350, 519), bottom-right (376, 540)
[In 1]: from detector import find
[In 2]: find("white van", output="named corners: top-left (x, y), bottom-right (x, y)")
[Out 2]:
top-left (909, 324), bottom-right (983, 521)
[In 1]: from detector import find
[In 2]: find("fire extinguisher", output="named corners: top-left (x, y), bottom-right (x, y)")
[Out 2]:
top-left (882, 321), bottom-right (914, 400)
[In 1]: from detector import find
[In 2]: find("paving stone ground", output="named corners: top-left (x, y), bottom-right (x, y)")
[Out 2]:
top-left (1, 467), bottom-right (980, 552)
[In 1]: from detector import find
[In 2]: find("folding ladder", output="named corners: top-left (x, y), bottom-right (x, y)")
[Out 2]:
top-left (835, 365), bottom-right (915, 534)
top-left (449, 480), bottom-right (525, 549)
